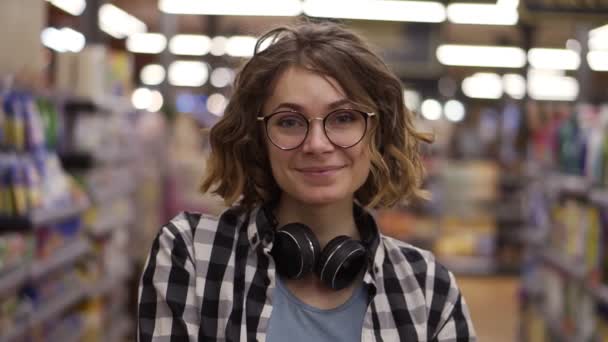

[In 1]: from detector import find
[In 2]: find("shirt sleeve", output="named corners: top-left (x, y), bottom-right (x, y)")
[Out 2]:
top-left (431, 269), bottom-right (477, 342)
top-left (137, 219), bottom-right (199, 342)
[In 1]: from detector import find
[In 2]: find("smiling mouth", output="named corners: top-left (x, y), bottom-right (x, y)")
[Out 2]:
top-left (296, 166), bottom-right (345, 173)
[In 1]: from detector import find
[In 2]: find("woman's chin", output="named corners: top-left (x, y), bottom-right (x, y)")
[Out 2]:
top-left (290, 189), bottom-right (350, 206)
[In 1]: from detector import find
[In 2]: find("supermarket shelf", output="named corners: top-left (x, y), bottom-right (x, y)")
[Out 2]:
top-left (589, 189), bottom-right (608, 207)
top-left (547, 173), bottom-right (589, 196)
top-left (60, 151), bottom-right (95, 170)
top-left (0, 239), bottom-right (90, 296)
top-left (0, 264), bottom-right (29, 298)
top-left (89, 212), bottom-right (134, 237)
top-left (440, 256), bottom-right (497, 276)
top-left (64, 95), bottom-right (133, 116)
top-left (537, 249), bottom-right (608, 307)
top-left (30, 238), bottom-right (91, 280)
top-left (0, 200), bottom-right (89, 232)
top-left (544, 314), bottom-right (571, 342)
top-left (0, 286), bottom-right (87, 342)
top-left (90, 273), bottom-right (127, 298)
top-left (88, 175), bottom-right (135, 205)
top-left (30, 287), bottom-right (87, 327)
top-left (1, 318), bottom-right (28, 342)
top-left (63, 326), bottom-right (86, 342)
top-left (538, 249), bottom-right (586, 282)
top-left (64, 97), bottom-right (100, 114)
top-left (587, 284), bottom-right (608, 306)
top-left (546, 173), bottom-right (608, 209)
top-left (31, 200), bottom-right (90, 226)
top-left (106, 316), bottom-right (132, 342)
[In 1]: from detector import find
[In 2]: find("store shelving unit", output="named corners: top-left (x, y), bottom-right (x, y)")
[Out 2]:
top-left (0, 90), bottom-right (138, 341)
top-left (0, 286), bottom-right (89, 342)
top-left (439, 255), bottom-right (498, 276)
top-left (0, 204), bottom-right (90, 299)
top-left (57, 97), bottom-right (139, 342)
top-left (521, 167), bottom-right (608, 341)
top-left (0, 200), bottom-right (89, 233)
top-left (30, 238), bottom-right (90, 279)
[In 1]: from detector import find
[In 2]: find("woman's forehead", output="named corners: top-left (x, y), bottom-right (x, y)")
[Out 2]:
top-left (262, 66), bottom-right (349, 113)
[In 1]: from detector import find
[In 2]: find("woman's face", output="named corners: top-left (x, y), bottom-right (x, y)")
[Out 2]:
top-left (261, 66), bottom-right (372, 206)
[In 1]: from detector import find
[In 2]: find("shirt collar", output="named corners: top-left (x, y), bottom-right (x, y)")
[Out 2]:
top-left (247, 202), bottom-right (384, 284)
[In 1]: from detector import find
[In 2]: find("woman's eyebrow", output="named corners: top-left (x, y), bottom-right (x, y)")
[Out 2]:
top-left (272, 102), bottom-right (305, 112)
top-left (272, 99), bottom-right (353, 113)
top-left (327, 98), bottom-right (353, 109)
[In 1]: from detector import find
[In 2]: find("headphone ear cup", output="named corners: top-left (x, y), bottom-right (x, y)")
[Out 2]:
top-left (316, 236), bottom-right (367, 290)
top-left (271, 223), bottom-right (321, 280)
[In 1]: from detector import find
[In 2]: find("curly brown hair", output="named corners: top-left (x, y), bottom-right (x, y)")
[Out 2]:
top-left (200, 20), bottom-right (432, 209)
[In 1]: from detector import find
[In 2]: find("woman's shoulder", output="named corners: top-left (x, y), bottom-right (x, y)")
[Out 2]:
top-left (147, 206), bottom-right (252, 275)
top-left (379, 234), bottom-right (455, 287)
top-left (380, 234), bottom-right (437, 265)
top-left (162, 205), bottom-right (249, 240)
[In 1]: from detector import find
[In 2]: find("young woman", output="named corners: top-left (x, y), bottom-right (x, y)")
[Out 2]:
top-left (138, 21), bottom-right (476, 341)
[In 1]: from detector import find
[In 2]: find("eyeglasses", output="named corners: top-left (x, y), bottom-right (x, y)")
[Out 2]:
top-left (257, 109), bottom-right (375, 150)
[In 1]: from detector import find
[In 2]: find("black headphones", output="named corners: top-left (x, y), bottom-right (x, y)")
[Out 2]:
top-left (270, 221), bottom-right (368, 291)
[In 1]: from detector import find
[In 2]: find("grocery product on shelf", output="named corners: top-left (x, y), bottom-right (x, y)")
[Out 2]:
top-left (520, 103), bottom-right (608, 342)
top-left (0, 85), bottom-right (142, 341)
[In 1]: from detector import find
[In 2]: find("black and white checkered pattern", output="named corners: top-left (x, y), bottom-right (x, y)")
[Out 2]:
top-left (138, 205), bottom-right (476, 341)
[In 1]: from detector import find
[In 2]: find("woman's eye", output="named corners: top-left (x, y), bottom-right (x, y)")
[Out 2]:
top-left (277, 117), bottom-right (304, 128)
top-left (334, 113), bottom-right (356, 123)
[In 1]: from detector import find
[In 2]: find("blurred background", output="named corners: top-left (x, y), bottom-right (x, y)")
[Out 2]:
top-left (0, 0), bottom-right (607, 341)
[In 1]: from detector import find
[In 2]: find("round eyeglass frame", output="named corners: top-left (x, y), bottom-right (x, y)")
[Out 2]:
top-left (256, 108), bottom-right (376, 150)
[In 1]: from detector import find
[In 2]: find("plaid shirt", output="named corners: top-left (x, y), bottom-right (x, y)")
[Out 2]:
top-left (138, 205), bottom-right (476, 342)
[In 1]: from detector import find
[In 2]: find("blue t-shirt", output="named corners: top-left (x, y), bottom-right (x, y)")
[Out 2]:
top-left (266, 276), bottom-right (368, 342)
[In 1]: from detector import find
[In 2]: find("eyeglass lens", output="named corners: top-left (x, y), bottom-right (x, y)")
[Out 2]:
top-left (266, 110), bottom-right (367, 149)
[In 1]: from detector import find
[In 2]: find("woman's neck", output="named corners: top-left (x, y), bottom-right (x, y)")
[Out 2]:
top-left (273, 197), bottom-right (360, 248)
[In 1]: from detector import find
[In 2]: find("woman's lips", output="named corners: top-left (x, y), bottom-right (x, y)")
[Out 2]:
top-left (296, 165), bottom-right (345, 177)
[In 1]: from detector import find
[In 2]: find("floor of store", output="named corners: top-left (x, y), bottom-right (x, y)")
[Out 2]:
top-left (459, 276), bottom-right (520, 342)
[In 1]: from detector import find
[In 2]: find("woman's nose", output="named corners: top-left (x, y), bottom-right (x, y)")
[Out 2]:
top-left (301, 118), bottom-right (334, 153)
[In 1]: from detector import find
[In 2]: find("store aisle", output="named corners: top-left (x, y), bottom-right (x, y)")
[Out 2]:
top-left (458, 276), bottom-right (520, 342)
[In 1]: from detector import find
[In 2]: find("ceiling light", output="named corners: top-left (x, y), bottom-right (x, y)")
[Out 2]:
top-left (497, 0), bottom-right (519, 6)
top-left (210, 68), bottom-right (235, 88)
top-left (528, 48), bottom-right (580, 70)
top-left (589, 36), bottom-right (608, 51)
top-left (444, 100), bottom-right (466, 122)
top-left (528, 69), bottom-right (578, 101)
top-left (462, 73), bottom-right (503, 99)
top-left (60, 28), bottom-right (86, 52)
top-left (207, 93), bottom-right (228, 116)
top-left (303, 0), bottom-right (446, 23)
top-left (587, 51), bottom-right (608, 71)
top-left (41, 27), bottom-right (86, 53)
top-left (170, 34), bottom-right (211, 56)
top-left (41, 28), bottom-right (67, 52)
top-left (421, 99), bottom-right (442, 120)
top-left (98, 4), bottom-right (147, 39)
top-left (159, 0), bottom-right (302, 16)
top-left (403, 89), bottom-right (421, 111)
top-left (47, 0), bottom-right (86, 16)
top-left (437, 45), bottom-right (526, 68)
top-left (127, 33), bottom-right (167, 54)
top-left (226, 36), bottom-right (257, 57)
top-left (566, 39), bottom-right (582, 53)
top-left (210, 36), bottom-right (227, 56)
top-left (140, 64), bottom-right (166, 86)
top-left (169, 61), bottom-right (209, 87)
top-left (148, 90), bottom-right (164, 112)
top-left (590, 24), bottom-right (608, 39)
top-left (502, 74), bottom-right (526, 99)
top-left (447, 4), bottom-right (518, 25)
top-left (132, 88), bottom-right (152, 110)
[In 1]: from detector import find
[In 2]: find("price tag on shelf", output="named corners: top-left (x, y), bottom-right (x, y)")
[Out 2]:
top-left (590, 190), bottom-right (608, 207)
